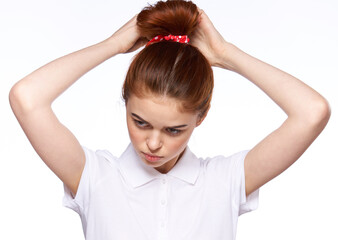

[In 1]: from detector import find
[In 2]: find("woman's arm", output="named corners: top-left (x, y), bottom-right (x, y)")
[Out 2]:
top-left (223, 43), bottom-right (330, 196)
top-left (9, 15), bottom-right (146, 196)
top-left (192, 10), bottom-right (331, 196)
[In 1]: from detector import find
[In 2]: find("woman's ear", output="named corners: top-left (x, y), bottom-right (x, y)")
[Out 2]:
top-left (196, 114), bottom-right (206, 127)
top-left (195, 107), bottom-right (210, 127)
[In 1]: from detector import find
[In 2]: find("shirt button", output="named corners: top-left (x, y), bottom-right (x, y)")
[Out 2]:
top-left (162, 179), bottom-right (166, 184)
top-left (161, 222), bottom-right (165, 228)
top-left (161, 199), bottom-right (166, 205)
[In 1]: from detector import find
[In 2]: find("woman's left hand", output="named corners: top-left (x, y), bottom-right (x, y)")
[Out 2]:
top-left (190, 10), bottom-right (229, 68)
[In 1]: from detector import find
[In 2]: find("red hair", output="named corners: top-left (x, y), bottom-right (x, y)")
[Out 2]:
top-left (123, 0), bottom-right (213, 118)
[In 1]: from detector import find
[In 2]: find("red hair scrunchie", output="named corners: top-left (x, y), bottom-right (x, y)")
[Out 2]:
top-left (146, 34), bottom-right (190, 47)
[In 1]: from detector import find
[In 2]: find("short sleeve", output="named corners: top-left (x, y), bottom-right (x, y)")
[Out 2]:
top-left (62, 146), bottom-right (97, 215)
top-left (232, 150), bottom-right (259, 216)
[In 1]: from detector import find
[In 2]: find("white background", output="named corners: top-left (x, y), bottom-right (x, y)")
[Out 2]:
top-left (1, 0), bottom-right (337, 239)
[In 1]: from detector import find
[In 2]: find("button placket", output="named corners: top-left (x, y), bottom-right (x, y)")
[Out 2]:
top-left (158, 176), bottom-right (168, 239)
top-left (160, 177), bottom-right (168, 208)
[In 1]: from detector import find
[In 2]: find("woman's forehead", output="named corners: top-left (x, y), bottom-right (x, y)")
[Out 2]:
top-left (126, 94), bottom-right (197, 125)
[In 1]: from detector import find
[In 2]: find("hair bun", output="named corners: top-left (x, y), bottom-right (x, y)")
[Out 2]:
top-left (137, 0), bottom-right (199, 40)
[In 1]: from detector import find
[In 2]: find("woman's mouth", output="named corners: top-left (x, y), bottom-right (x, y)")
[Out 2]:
top-left (142, 152), bottom-right (163, 162)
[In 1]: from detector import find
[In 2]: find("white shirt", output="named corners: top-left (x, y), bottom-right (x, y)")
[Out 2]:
top-left (63, 144), bottom-right (259, 240)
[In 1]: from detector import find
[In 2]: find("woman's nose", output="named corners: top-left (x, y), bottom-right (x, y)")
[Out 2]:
top-left (146, 131), bottom-right (162, 152)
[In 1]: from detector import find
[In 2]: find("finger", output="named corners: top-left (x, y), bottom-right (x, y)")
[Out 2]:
top-left (196, 8), bottom-right (204, 23)
top-left (133, 37), bottom-right (148, 49)
top-left (126, 37), bottom-right (148, 53)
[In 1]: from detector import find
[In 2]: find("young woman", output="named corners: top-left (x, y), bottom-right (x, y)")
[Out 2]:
top-left (9, 0), bottom-right (330, 239)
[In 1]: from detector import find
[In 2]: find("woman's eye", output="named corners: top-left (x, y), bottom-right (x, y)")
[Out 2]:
top-left (166, 128), bottom-right (181, 135)
top-left (133, 119), bottom-right (148, 128)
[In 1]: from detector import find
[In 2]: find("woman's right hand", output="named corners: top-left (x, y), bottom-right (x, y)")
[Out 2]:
top-left (111, 15), bottom-right (148, 54)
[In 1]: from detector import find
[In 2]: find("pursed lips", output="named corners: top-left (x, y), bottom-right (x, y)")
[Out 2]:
top-left (142, 152), bottom-right (164, 162)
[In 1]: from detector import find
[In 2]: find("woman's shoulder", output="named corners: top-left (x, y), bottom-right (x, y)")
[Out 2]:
top-left (202, 149), bottom-right (249, 162)
top-left (196, 150), bottom-right (250, 189)
top-left (81, 146), bottom-right (120, 174)
top-left (200, 149), bottom-right (249, 172)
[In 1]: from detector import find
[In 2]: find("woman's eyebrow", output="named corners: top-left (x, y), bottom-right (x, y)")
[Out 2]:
top-left (168, 124), bottom-right (188, 129)
top-left (131, 113), bottom-right (188, 128)
top-left (131, 113), bottom-right (149, 123)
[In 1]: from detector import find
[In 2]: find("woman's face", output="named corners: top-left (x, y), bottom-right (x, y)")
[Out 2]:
top-left (126, 94), bottom-right (201, 174)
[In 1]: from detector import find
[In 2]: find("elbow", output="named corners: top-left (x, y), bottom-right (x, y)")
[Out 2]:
top-left (9, 82), bottom-right (23, 113)
top-left (9, 81), bottom-right (37, 115)
top-left (308, 97), bottom-right (331, 130)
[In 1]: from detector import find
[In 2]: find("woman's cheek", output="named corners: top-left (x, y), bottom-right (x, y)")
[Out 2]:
top-left (167, 133), bottom-right (190, 154)
top-left (127, 122), bottom-right (143, 144)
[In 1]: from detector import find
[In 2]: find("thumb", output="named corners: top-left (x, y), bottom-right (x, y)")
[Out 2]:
top-left (125, 37), bottom-right (148, 53)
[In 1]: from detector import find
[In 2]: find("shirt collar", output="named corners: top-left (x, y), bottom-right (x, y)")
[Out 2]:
top-left (119, 143), bottom-right (200, 188)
